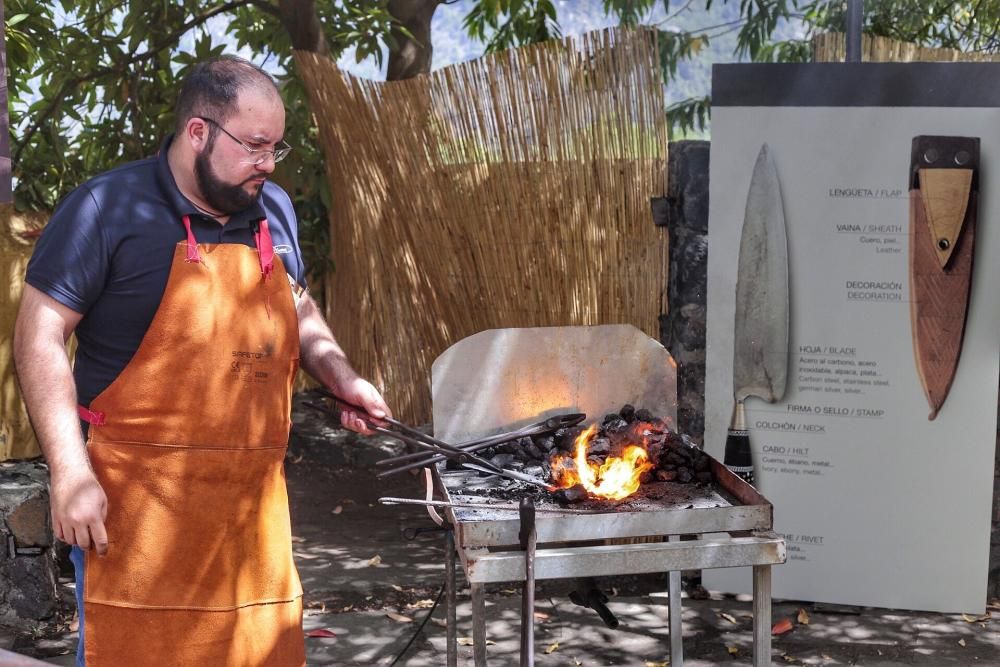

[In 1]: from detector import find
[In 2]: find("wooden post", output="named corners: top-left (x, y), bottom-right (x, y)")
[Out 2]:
top-left (0, 0), bottom-right (11, 202)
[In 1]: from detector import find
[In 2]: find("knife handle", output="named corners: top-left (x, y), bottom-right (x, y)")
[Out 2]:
top-left (724, 400), bottom-right (755, 485)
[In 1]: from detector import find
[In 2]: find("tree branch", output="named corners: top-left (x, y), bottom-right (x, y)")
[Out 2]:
top-left (276, 0), bottom-right (329, 54)
top-left (14, 0), bottom-right (270, 164)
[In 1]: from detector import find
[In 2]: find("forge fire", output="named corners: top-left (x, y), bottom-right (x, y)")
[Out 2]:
top-left (462, 405), bottom-right (714, 502)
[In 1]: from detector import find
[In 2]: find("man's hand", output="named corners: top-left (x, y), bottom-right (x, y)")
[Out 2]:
top-left (50, 470), bottom-right (109, 556)
top-left (332, 376), bottom-right (392, 435)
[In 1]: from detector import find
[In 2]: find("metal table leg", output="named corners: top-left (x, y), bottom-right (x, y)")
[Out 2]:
top-left (752, 565), bottom-right (772, 667)
top-left (667, 535), bottom-right (684, 667)
top-left (471, 582), bottom-right (488, 667)
top-left (446, 530), bottom-right (457, 667)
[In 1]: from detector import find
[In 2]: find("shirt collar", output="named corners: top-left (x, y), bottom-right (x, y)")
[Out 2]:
top-left (155, 134), bottom-right (266, 229)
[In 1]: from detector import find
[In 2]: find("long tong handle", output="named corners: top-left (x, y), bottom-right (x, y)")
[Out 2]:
top-left (377, 413), bottom-right (586, 467)
top-left (314, 390), bottom-right (507, 474)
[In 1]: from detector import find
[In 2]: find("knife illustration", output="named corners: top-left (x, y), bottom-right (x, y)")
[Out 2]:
top-left (909, 136), bottom-right (979, 420)
top-left (724, 144), bottom-right (790, 485)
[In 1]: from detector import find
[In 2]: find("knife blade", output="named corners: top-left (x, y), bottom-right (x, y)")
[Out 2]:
top-left (724, 143), bottom-right (790, 484)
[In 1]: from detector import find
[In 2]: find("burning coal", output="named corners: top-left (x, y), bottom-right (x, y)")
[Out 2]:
top-left (549, 424), bottom-right (654, 500)
top-left (451, 405), bottom-right (713, 503)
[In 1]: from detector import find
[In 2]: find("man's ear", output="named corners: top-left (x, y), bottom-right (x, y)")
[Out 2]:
top-left (185, 117), bottom-right (210, 153)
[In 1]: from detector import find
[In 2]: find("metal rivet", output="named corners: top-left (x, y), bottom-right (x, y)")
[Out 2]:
top-left (955, 150), bottom-right (970, 166)
top-left (923, 149), bottom-right (939, 163)
top-left (938, 238), bottom-right (950, 251)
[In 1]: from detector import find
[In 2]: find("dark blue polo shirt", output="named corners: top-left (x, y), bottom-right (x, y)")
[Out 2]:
top-left (26, 135), bottom-right (307, 407)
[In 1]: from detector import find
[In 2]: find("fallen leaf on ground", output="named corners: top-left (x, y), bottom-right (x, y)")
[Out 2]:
top-left (727, 646), bottom-right (740, 656)
top-left (797, 608), bottom-right (810, 625)
top-left (341, 605), bottom-right (353, 612)
top-left (958, 639), bottom-right (967, 647)
top-left (290, 535), bottom-right (306, 543)
top-left (544, 642), bottom-right (560, 654)
top-left (430, 618), bottom-right (447, 628)
top-left (457, 638), bottom-right (495, 646)
top-left (533, 611), bottom-right (551, 621)
top-left (644, 661), bottom-right (669, 666)
top-left (331, 505), bottom-right (343, 515)
top-left (366, 555), bottom-right (382, 567)
top-left (781, 655), bottom-right (799, 663)
top-left (961, 612), bottom-right (991, 623)
top-left (305, 629), bottom-right (336, 638)
top-left (573, 659), bottom-right (582, 666)
top-left (719, 612), bottom-right (738, 624)
top-left (409, 598), bottom-right (436, 609)
top-left (290, 454), bottom-right (304, 464)
top-left (772, 618), bottom-right (795, 635)
top-left (391, 584), bottom-right (403, 592)
top-left (386, 612), bottom-right (413, 623)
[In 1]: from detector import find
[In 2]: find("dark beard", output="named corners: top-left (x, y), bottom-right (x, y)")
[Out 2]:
top-left (194, 148), bottom-right (262, 215)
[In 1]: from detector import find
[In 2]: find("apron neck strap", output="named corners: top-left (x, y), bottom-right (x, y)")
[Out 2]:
top-left (181, 215), bottom-right (201, 263)
top-left (181, 215), bottom-right (274, 280)
top-left (254, 219), bottom-right (275, 280)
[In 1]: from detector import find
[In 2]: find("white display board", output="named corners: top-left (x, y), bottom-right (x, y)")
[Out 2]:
top-left (704, 64), bottom-right (999, 613)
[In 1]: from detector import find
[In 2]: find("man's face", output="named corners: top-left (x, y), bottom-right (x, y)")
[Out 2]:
top-left (194, 88), bottom-right (286, 215)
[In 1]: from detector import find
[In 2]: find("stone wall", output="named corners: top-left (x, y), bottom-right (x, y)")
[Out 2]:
top-left (0, 461), bottom-right (58, 627)
top-left (660, 140), bottom-right (709, 445)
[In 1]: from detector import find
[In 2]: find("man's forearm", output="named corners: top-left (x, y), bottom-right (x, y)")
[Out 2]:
top-left (296, 293), bottom-right (360, 393)
top-left (13, 291), bottom-right (89, 478)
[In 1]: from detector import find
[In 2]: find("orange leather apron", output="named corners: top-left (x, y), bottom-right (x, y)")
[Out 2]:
top-left (79, 217), bottom-right (305, 665)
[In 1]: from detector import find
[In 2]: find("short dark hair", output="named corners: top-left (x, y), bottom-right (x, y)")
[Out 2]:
top-left (174, 56), bottom-right (280, 135)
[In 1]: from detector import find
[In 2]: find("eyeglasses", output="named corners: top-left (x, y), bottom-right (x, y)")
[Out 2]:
top-left (196, 116), bottom-right (293, 165)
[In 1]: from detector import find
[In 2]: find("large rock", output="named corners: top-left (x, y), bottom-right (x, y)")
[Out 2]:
top-left (7, 498), bottom-right (50, 548)
top-left (0, 461), bottom-right (58, 626)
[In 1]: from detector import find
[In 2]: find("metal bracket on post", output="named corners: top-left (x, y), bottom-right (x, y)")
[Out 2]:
top-left (846, 0), bottom-right (864, 62)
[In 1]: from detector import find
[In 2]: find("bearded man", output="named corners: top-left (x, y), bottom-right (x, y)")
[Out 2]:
top-left (13, 56), bottom-right (388, 666)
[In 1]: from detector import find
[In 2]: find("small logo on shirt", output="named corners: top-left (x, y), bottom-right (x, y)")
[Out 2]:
top-left (273, 244), bottom-right (293, 254)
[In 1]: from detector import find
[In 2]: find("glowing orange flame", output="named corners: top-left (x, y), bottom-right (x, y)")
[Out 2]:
top-left (550, 424), bottom-right (654, 500)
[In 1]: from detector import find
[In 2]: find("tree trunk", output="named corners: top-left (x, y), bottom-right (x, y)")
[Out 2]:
top-left (277, 0), bottom-right (329, 56)
top-left (386, 0), bottom-right (439, 80)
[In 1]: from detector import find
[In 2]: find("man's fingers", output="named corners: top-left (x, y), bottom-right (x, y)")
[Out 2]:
top-left (72, 525), bottom-right (91, 551)
top-left (90, 521), bottom-right (109, 556)
top-left (341, 410), bottom-right (372, 435)
top-left (52, 520), bottom-right (65, 544)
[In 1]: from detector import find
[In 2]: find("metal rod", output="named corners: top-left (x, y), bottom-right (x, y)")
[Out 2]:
top-left (846, 0), bottom-right (863, 62)
top-left (667, 535), bottom-right (684, 667)
top-left (445, 530), bottom-right (457, 667)
top-left (753, 565), bottom-right (772, 667)
top-left (519, 498), bottom-right (536, 667)
top-left (471, 583), bottom-right (488, 667)
top-left (378, 497), bottom-right (607, 515)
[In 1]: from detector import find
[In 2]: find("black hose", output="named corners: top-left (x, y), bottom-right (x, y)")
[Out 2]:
top-left (388, 582), bottom-right (446, 666)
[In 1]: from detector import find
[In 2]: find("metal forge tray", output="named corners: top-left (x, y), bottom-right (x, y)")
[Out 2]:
top-left (436, 455), bottom-right (784, 584)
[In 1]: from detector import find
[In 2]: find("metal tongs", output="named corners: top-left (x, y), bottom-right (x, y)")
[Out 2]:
top-left (376, 411), bottom-right (586, 477)
top-left (305, 389), bottom-right (565, 492)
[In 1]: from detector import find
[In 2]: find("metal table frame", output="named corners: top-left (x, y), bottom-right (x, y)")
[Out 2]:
top-left (439, 461), bottom-right (786, 666)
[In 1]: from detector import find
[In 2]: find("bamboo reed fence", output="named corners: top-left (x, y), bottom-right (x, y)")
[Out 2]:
top-left (296, 27), bottom-right (668, 423)
top-left (813, 32), bottom-right (1000, 63)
